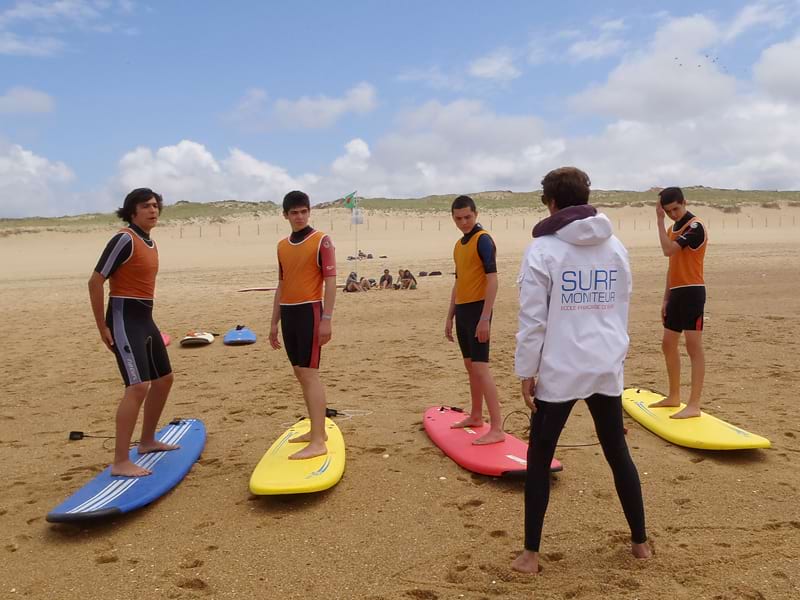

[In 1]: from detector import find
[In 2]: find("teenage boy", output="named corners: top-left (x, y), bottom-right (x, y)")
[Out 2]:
top-left (650, 186), bottom-right (708, 419)
top-left (88, 188), bottom-right (177, 477)
top-left (269, 190), bottom-right (337, 459)
top-left (444, 195), bottom-right (504, 445)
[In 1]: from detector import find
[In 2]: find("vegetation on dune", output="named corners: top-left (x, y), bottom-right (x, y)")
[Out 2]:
top-left (1, 188), bottom-right (798, 233)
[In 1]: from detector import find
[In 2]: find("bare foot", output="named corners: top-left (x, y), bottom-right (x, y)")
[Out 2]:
top-left (670, 406), bottom-right (701, 419)
top-left (450, 416), bottom-right (484, 429)
top-left (138, 441), bottom-right (180, 454)
top-left (632, 541), bottom-right (652, 559)
top-left (289, 432), bottom-right (328, 443)
top-left (511, 550), bottom-right (541, 574)
top-left (289, 443), bottom-right (328, 460)
top-left (111, 460), bottom-right (151, 477)
top-left (473, 430), bottom-right (505, 445)
top-left (649, 396), bottom-right (680, 408)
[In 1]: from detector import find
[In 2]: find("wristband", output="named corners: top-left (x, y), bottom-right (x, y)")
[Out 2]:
top-left (321, 314), bottom-right (333, 321)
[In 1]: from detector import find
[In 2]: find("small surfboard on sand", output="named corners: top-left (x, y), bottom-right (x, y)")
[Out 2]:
top-left (622, 388), bottom-right (771, 450)
top-left (249, 418), bottom-right (345, 495)
top-left (223, 325), bottom-right (256, 345)
top-left (47, 419), bottom-right (205, 523)
top-left (179, 331), bottom-right (214, 347)
top-left (424, 406), bottom-right (563, 476)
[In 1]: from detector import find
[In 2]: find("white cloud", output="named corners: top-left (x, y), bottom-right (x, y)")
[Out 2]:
top-left (0, 0), bottom-right (136, 56)
top-left (0, 142), bottom-right (74, 217)
top-left (397, 66), bottom-right (464, 90)
top-left (568, 36), bottom-right (625, 61)
top-left (0, 30), bottom-right (62, 56)
top-left (754, 36), bottom-right (800, 102)
top-left (570, 16), bottom-right (737, 121)
top-left (227, 82), bottom-right (377, 130)
top-left (0, 86), bottom-right (54, 114)
top-left (115, 140), bottom-right (318, 203)
top-left (724, 2), bottom-right (787, 41)
top-left (468, 49), bottom-right (521, 81)
top-left (274, 82), bottom-right (377, 128)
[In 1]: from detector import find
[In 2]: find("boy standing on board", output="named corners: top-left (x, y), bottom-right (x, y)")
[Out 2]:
top-left (88, 188), bottom-right (177, 477)
top-left (444, 195), bottom-right (504, 445)
top-left (650, 187), bottom-right (708, 419)
top-left (269, 191), bottom-right (337, 459)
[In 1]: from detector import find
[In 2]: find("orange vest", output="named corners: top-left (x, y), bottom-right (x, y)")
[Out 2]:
top-left (278, 230), bottom-right (326, 305)
top-left (668, 217), bottom-right (706, 289)
top-left (454, 230), bottom-right (490, 304)
top-left (109, 228), bottom-right (159, 299)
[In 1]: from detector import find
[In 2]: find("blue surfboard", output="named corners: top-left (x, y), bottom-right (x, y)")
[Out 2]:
top-left (223, 325), bottom-right (257, 346)
top-left (46, 418), bottom-right (205, 523)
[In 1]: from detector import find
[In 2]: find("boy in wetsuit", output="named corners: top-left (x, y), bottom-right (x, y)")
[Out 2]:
top-left (269, 191), bottom-right (337, 459)
top-left (88, 188), bottom-right (178, 477)
top-left (444, 195), bottom-right (504, 445)
top-left (650, 186), bottom-right (708, 419)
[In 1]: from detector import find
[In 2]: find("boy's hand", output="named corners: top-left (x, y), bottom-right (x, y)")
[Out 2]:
top-left (655, 202), bottom-right (665, 221)
top-left (269, 325), bottom-right (281, 350)
top-left (476, 319), bottom-right (490, 343)
top-left (319, 320), bottom-right (332, 346)
top-left (99, 326), bottom-right (114, 351)
top-left (444, 318), bottom-right (454, 342)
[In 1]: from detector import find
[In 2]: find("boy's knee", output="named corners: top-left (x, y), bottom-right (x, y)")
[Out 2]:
top-left (127, 382), bottom-right (150, 400)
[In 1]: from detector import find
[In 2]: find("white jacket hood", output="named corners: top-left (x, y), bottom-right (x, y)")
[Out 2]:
top-left (555, 213), bottom-right (613, 246)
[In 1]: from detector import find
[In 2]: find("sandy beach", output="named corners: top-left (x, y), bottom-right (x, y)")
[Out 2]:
top-left (2, 204), bottom-right (799, 599)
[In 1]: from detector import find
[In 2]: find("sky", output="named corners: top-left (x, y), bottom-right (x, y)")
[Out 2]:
top-left (2, 0), bottom-right (800, 217)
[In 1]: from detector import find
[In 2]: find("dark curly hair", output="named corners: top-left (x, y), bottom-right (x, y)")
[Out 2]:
top-left (541, 167), bottom-right (591, 209)
top-left (116, 188), bottom-right (163, 224)
top-left (283, 190), bottom-right (310, 213)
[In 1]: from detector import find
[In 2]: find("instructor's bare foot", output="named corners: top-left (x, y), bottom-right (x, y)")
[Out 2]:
top-left (632, 541), bottom-right (652, 559)
top-left (138, 441), bottom-right (180, 454)
top-left (473, 430), bottom-right (505, 445)
top-left (289, 432), bottom-right (328, 443)
top-left (450, 416), bottom-right (484, 429)
top-left (670, 406), bottom-right (701, 419)
top-left (289, 443), bottom-right (328, 460)
top-left (649, 396), bottom-right (680, 408)
top-left (111, 460), bottom-right (151, 477)
top-left (511, 550), bottom-right (541, 574)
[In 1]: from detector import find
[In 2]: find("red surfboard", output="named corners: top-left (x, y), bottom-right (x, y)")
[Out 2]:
top-left (424, 406), bottom-right (563, 477)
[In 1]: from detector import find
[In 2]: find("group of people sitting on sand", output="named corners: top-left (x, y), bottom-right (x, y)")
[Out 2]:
top-left (344, 268), bottom-right (418, 292)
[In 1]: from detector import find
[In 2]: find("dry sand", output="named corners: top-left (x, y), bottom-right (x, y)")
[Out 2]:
top-left (1, 204), bottom-right (799, 599)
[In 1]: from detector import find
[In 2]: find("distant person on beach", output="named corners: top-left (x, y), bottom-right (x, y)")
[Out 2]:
top-left (444, 195), bottom-right (504, 445)
top-left (512, 167), bottom-right (650, 574)
top-left (87, 188), bottom-right (177, 477)
top-left (379, 269), bottom-right (393, 289)
top-left (269, 190), bottom-right (337, 460)
top-left (393, 268), bottom-right (405, 289)
top-left (400, 270), bottom-right (417, 289)
top-left (344, 271), bottom-right (370, 292)
top-left (650, 186), bottom-right (708, 419)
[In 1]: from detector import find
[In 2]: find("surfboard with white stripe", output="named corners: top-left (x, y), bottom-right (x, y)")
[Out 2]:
top-left (47, 419), bottom-right (205, 523)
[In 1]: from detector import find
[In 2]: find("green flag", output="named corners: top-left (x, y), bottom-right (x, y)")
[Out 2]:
top-left (342, 191), bottom-right (357, 209)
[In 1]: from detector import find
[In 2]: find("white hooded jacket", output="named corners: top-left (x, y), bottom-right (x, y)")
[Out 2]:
top-left (515, 211), bottom-right (632, 402)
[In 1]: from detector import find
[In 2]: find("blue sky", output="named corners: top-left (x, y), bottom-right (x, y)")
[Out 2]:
top-left (2, 0), bottom-right (800, 217)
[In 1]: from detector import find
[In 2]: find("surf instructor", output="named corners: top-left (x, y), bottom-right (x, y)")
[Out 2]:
top-left (88, 188), bottom-right (178, 477)
top-left (512, 167), bottom-right (650, 574)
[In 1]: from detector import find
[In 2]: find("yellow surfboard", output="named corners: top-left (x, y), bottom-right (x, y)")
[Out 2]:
top-left (622, 388), bottom-right (770, 450)
top-left (249, 418), bottom-right (345, 495)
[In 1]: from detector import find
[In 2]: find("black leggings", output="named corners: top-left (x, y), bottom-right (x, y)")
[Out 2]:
top-left (524, 394), bottom-right (647, 552)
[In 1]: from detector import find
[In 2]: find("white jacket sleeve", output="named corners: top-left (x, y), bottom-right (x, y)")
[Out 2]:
top-left (515, 245), bottom-right (551, 379)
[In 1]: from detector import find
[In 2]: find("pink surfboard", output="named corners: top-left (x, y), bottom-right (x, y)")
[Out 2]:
top-left (161, 332), bottom-right (171, 346)
top-left (424, 406), bottom-right (563, 477)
